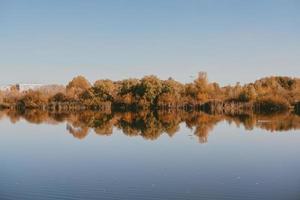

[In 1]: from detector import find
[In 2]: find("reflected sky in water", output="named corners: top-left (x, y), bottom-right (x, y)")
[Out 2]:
top-left (0, 111), bottom-right (300, 200)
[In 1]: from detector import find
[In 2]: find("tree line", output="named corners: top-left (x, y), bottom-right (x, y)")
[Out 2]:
top-left (0, 72), bottom-right (299, 113)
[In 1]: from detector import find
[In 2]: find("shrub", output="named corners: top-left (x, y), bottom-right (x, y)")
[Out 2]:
top-left (50, 92), bottom-right (68, 102)
top-left (18, 90), bottom-right (48, 108)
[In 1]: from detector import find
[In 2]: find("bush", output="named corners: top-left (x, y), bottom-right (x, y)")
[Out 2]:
top-left (50, 92), bottom-right (68, 102)
top-left (18, 90), bottom-right (48, 109)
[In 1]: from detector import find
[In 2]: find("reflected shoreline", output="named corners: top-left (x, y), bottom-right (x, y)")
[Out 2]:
top-left (1, 109), bottom-right (299, 143)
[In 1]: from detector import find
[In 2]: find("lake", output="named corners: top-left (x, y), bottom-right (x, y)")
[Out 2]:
top-left (0, 110), bottom-right (300, 200)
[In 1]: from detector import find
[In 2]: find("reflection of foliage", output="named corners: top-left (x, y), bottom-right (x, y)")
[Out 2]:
top-left (184, 112), bottom-right (224, 143)
top-left (255, 113), bottom-right (300, 132)
top-left (92, 114), bottom-right (115, 136)
top-left (1, 110), bottom-right (300, 143)
top-left (67, 124), bottom-right (89, 140)
top-left (295, 102), bottom-right (300, 116)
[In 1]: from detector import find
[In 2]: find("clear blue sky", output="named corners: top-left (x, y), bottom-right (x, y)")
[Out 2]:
top-left (0, 0), bottom-right (299, 86)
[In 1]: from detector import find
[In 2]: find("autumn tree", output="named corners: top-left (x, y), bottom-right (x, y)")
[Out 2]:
top-left (237, 85), bottom-right (257, 102)
top-left (157, 78), bottom-right (183, 104)
top-left (92, 79), bottom-right (117, 101)
top-left (188, 72), bottom-right (223, 102)
top-left (66, 76), bottom-right (91, 99)
top-left (136, 75), bottom-right (164, 105)
top-left (49, 92), bottom-right (69, 102)
top-left (115, 79), bottom-right (140, 105)
top-left (18, 90), bottom-right (49, 108)
top-left (0, 91), bottom-right (3, 104)
top-left (1, 85), bottom-right (21, 105)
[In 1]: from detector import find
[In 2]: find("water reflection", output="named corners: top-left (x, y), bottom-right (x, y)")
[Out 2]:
top-left (1, 109), bottom-right (300, 143)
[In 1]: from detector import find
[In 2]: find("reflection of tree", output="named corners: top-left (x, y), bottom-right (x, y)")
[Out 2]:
top-left (115, 112), bottom-right (165, 140)
top-left (92, 114), bottom-right (115, 136)
top-left (49, 112), bottom-right (71, 123)
top-left (184, 112), bottom-right (224, 143)
top-left (1, 110), bottom-right (300, 142)
top-left (255, 113), bottom-right (300, 132)
top-left (4, 109), bottom-right (22, 124)
top-left (66, 124), bottom-right (89, 139)
top-left (157, 111), bottom-right (181, 137)
top-left (20, 110), bottom-right (50, 124)
top-left (225, 114), bottom-right (256, 131)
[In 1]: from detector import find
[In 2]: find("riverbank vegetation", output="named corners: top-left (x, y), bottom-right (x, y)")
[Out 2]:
top-left (0, 73), bottom-right (299, 114)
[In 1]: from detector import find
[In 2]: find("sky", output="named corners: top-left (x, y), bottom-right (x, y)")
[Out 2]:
top-left (0, 0), bottom-right (299, 86)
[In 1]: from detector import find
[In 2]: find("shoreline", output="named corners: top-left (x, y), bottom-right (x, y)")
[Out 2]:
top-left (1, 100), bottom-right (298, 115)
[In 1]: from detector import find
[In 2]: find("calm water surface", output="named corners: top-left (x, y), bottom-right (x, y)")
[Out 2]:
top-left (0, 111), bottom-right (300, 200)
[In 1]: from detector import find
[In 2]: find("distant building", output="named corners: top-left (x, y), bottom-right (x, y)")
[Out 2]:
top-left (0, 85), bottom-right (13, 91)
top-left (0, 84), bottom-right (65, 95)
top-left (0, 84), bottom-right (44, 92)
top-left (17, 84), bottom-right (44, 92)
